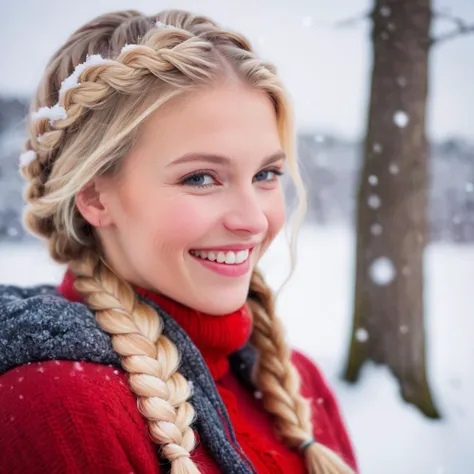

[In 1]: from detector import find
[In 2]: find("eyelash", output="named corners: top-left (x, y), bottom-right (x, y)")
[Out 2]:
top-left (180, 167), bottom-right (284, 189)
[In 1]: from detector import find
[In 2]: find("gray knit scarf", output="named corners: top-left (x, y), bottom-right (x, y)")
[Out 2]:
top-left (0, 284), bottom-right (259, 474)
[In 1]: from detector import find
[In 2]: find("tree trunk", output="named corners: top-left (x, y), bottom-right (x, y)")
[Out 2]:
top-left (343, 0), bottom-right (440, 419)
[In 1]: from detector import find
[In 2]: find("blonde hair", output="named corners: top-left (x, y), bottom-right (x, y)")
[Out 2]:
top-left (21, 9), bottom-right (354, 474)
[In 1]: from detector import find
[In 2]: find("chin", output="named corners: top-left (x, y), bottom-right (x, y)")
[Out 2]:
top-left (194, 287), bottom-right (249, 315)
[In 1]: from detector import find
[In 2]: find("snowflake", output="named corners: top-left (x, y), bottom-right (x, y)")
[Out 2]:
top-left (393, 110), bottom-right (410, 128)
top-left (389, 163), bottom-right (400, 175)
top-left (370, 257), bottom-right (396, 286)
top-left (355, 328), bottom-right (369, 342)
top-left (368, 175), bottom-right (379, 186)
top-left (371, 223), bottom-right (383, 236)
top-left (368, 195), bottom-right (381, 209)
top-left (373, 143), bottom-right (383, 153)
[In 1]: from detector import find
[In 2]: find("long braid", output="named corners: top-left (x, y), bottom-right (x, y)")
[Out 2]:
top-left (248, 270), bottom-right (355, 474)
top-left (69, 251), bottom-right (200, 472)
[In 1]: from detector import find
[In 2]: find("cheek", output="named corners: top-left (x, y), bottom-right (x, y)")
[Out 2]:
top-left (144, 195), bottom-right (217, 251)
top-left (265, 190), bottom-right (286, 239)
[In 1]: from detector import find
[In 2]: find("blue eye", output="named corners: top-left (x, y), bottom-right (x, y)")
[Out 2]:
top-left (181, 172), bottom-right (216, 188)
top-left (254, 168), bottom-right (283, 182)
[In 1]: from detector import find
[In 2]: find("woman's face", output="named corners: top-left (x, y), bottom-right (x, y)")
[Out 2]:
top-left (88, 83), bottom-right (286, 314)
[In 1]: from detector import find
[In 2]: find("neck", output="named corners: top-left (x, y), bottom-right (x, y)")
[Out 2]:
top-left (57, 270), bottom-right (252, 380)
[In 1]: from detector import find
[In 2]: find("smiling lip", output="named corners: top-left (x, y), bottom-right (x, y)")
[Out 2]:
top-left (192, 243), bottom-right (257, 251)
top-left (189, 246), bottom-right (255, 277)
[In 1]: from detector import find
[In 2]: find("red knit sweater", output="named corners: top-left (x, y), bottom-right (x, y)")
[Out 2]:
top-left (0, 273), bottom-right (358, 474)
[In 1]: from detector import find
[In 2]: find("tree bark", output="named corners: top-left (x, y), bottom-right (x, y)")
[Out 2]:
top-left (343, 0), bottom-right (440, 418)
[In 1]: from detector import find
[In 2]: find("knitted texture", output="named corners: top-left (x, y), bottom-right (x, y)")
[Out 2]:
top-left (0, 284), bottom-right (255, 473)
top-left (0, 283), bottom-right (358, 473)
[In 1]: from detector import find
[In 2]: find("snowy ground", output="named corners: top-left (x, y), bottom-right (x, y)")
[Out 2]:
top-left (1, 225), bottom-right (472, 474)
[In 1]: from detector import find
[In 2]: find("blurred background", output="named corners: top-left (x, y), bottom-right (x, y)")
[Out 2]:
top-left (0, 1), bottom-right (473, 473)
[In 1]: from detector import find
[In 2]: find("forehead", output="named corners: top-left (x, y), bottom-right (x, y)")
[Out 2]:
top-left (135, 84), bottom-right (281, 165)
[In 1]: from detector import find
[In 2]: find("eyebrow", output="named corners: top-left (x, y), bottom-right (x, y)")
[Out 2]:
top-left (168, 150), bottom-right (287, 168)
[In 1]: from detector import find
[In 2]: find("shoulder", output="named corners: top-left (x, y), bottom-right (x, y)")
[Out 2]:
top-left (0, 359), bottom-right (130, 414)
top-left (0, 360), bottom-right (161, 473)
top-left (0, 284), bottom-right (120, 375)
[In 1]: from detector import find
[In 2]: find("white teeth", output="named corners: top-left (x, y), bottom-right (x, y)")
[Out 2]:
top-left (207, 251), bottom-right (216, 261)
top-left (191, 249), bottom-right (250, 265)
top-left (235, 250), bottom-right (249, 264)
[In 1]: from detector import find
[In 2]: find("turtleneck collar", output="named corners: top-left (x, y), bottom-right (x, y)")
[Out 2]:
top-left (57, 270), bottom-right (252, 381)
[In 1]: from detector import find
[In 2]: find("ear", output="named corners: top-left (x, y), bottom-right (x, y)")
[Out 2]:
top-left (75, 177), bottom-right (114, 228)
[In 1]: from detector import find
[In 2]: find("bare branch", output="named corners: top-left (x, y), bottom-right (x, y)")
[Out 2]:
top-left (334, 8), bottom-right (372, 29)
top-left (431, 23), bottom-right (474, 46)
top-left (432, 9), bottom-right (466, 29)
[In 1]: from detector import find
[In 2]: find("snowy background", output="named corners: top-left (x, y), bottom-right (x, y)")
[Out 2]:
top-left (1, 1), bottom-right (473, 473)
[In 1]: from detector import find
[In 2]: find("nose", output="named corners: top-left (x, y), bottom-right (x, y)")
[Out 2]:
top-left (223, 187), bottom-right (268, 236)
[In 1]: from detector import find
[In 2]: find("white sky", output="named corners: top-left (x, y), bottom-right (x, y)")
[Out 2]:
top-left (1, 0), bottom-right (473, 140)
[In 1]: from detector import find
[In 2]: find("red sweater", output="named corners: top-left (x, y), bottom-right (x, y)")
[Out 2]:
top-left (0, 274), bottom-right (358, 474)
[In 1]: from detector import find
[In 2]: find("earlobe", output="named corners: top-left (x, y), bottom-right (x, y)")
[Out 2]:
top-left (75, 179), bottom-right (112, 228)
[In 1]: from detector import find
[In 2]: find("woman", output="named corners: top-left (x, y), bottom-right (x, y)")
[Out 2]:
top-left (0, 9), bottom-right (357, 474)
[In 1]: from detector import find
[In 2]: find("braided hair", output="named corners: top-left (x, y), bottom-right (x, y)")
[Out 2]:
top-left (20, 9), bottom-right (354, 474)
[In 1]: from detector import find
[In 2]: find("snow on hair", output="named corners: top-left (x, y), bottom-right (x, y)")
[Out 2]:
top-left (20, 20), bottom-right (174, 168)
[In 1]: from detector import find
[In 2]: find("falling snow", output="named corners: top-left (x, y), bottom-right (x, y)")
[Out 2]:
top-left (355, 328), bottom-right (369, 342)
top-left (368, 194), bottom-right (382, 209)
top-left (302, 16), bottom-right (313, 28)
top-left (369, 175), bottom-right (379, 186)
top-left (393, 110), bottom-right (410, 128)
top-left (373, 143), bottom-right (383, 153)
top-left (400, 325), bottom-right (409, 335)
top-left (371, 223), bottom-right (383, 236)
top-left (466, 182), bottom-right (473, 193)
top-left (370, 257), bottom-right (396, 286)
top-left (396, 76), bottom-right (408, 87)
top-left (73, 362), bottom-right (84, 372)
top-left (380, 5), bottom-right (391, 17)
top-left (389, 163), bottom-right (400, 175)
top-left (1, 209), bottom-right (472, 473)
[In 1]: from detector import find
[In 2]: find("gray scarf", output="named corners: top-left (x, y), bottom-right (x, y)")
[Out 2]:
top-left (0, 284), bottom-right (259, 474)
